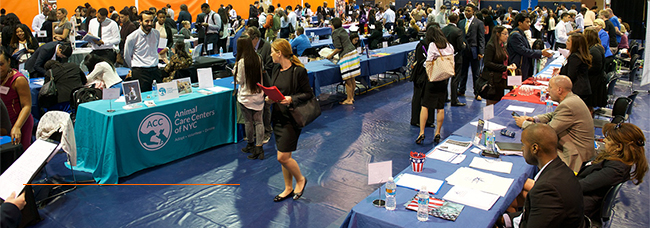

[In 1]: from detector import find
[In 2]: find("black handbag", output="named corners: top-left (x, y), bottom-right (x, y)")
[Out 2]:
top-left (288, 68), bottom-right (320, 128)
top-left (475, 75), bottom-right (493, 98)
top-left (38, 70), bottom-right (58, 108)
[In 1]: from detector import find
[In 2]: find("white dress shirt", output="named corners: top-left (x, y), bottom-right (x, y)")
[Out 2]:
top-left (288, 11), bottom-right (298, 29)
top-left (383, 8), bottom-right (395, 23)
top-left (229, 9), bottom-right (237, 21)
top-left (205, 11), bottom-right (222, 34)
top-left (123, 28), bottom-right (161, 68)
top-left (32, 14), bottom-right (46, 32)
top-left (575, 14), bottom-right (584, 32)
top-left (555, 20), bottom-right (568, 44)
top-left (88, 18), bottom-right (120, 50)
top-left (86, 61), bottom-right (122, 88)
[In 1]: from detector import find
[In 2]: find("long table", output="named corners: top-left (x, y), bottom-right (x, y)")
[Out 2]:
top-left (73, 77), bottom-right (237, 184)
top-left (305, 27), bottom-right (332, 37)
top-left (340, 99), bottom-right (545, 228)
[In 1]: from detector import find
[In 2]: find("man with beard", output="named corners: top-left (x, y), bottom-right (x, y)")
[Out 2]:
top-left (123, 10), bottom-right (164, 92)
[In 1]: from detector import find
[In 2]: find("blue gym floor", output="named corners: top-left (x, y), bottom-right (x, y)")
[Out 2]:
top-left (31, 75), bottom-right (650, 228)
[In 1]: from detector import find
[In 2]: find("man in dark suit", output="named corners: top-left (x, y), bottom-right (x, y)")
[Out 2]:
top-left (246, 27), bottom-right (273, 143)
top-left (500, 123), bottom-right (584, 228)
top-left (24, 41), bottom-right (72, 78)
top-left (507, 13), bottom-right (553, 80)
top-left (457, 4), bottom-right (485, 100)
top-left (196, 12), bottom-right (207, 47)
top-left (442, 14), bottom-right (466, 106)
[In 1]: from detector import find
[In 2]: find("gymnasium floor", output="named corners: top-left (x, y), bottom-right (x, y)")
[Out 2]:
top-left (31, 75), bottom-right (650, 228)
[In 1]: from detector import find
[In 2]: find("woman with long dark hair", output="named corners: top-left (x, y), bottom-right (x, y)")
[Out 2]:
top-left (583, 28), bottom-right (607, 111)
top-left (367, 21), bottom-right (383, 49)
top-left (235, 35), bottom-right (265, 159)
top-left (1, 13), bottom-right (21, 48)
top-left (70, 6), bottom-right (85, 33)
top-left (278, 10), bottom-right (290, 38)
top-left (217, 7), bottom-right (230, 54)
top-left (161, 41), bottom-right (192, 82)
top-left (415, 25), bottom-right (453, 144)
top-left (40, 10), bottom-right (58, 42)
top-left (481, 25), bottom-right (517, 105)
top-left (553, 33), bottom-right (592, 103)
top-left (9, 24), bottom-right (39, 69)
top-left (84, 54), bottom-right (122, 89)
top-left (267, 39), bottom-right (311, 202)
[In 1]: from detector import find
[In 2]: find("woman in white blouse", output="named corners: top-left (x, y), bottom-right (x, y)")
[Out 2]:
top-left (84, 54), bottom-right (122, 90)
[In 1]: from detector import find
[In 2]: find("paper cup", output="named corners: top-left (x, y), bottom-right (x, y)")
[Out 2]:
top-left (410, 152), bottom-right (426, 172)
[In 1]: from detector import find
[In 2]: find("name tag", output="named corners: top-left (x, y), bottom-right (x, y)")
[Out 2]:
top-left (0, 86), bottom-right (9, 95)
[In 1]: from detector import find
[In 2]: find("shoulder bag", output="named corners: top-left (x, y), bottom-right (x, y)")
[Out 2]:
top-left (288, 67), bottom-right (321, 128)
top-left (425, 43), bottom-right (455, 82)
top-left (38, 69), bottom-right (59, 108)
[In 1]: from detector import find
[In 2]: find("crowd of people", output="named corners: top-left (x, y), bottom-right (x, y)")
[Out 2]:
top-left (0, 1), bottom-right (647, 227)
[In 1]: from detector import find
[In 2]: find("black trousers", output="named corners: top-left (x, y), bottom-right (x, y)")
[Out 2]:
top-left (459, 47), bottom-right (481, 96)
top-left (204, 33), bottom-right (219, 55)
top-left (217, 37), bottom-right (228, 54)
top-left (131, 67), bottom-right (162, 92)
top-left (450, 54), bottom-right (463, 102)
top-left (90, 49), bottom-right (117, 64)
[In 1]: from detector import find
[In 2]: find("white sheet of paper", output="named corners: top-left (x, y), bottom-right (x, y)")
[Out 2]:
top-left (382, 41), bottom-right (388, 48)
top-left (157, 82), bottom-right (179, 101)
top-left (207, 43), bottom-right (213, 51)
top-left (537, 80), bottom-right (549, 85)
top-left (506, 105), bottom-right (535, 113)
top-left (158, 38), bottom-right (168, 49)
top-left (469, 157), bottom-right (513, 174)
top-left (197, 68), bottom-right (214, 89)
top-left (394, 173), bottom-right (444, 194)
top-left (0, 140), bottom-right (58, 200)
top-left (558, 48), bottom-right (570, 58)
top-left (445, 167), bottom-right (514, 196)
top-left (443, 185), bottom-right (500, 211)
top-left (483, 105), bottom-right (494, 121)
top-left (356, 47), bottom-right (362, 54)
top-left (470, 148), bottom-right (482, 154)
top-left (102, 88), bottom-right (120, 100)
top-left (206, 86), bottom-right (230, 93)
top-left (427, 149), bottom-right (466, 164)
top-left (507, 76), bottom-right (522, 86)
top-left (115, 96), bottom-right (125, 102)
top-left (470, 121), bottom-right (506, 131)
top-left (367, 161), bottom-right (392, 185)
top-left (298, 56), bottom-right (309, 64)
top-left (435, 139), bottom-right (472, 154)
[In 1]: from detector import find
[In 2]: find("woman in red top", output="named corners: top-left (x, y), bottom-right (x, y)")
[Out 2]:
top-left (0, 49), bottom-right (33, 148)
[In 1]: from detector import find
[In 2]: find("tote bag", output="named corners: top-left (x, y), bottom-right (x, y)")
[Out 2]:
top-left (425, 43), bottom-right (455, 82)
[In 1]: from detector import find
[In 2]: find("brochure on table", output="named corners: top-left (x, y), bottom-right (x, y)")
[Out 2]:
top-left (197, 68), bottom-right (214, 89)
top-left (175, 77), bottom-right (192, 95)
top-left (157, 81), bottom-right (179, 101)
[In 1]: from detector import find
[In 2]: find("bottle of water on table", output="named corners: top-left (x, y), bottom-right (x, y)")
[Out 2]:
top-left (546, 100), bottom-right (553, 113)
top-left (152, 80), bottom-right (158, 98)
top-left (417, 186), bottom-right (429, 221)
top-left (385, 177), bottom-right (396, 211)
top-left (485, 130), bottom-right (496, 152)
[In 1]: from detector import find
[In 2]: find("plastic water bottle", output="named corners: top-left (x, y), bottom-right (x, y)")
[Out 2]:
top-left (417, 186), bottom-right (429, 221)
top-left (540, 89), bottom-right (546, 102)
top-left (546, 100), bottom-right (553, 113)
top-left (152, 80), bottom-right (158, 98)
top-left (485, 130), bottom-right (496, 152)
top-left (385, 177), bottom-right (396, 211)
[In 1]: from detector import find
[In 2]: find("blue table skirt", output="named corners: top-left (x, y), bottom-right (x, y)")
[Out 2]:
top-left (74, 77), bottom-right (237, 184)
top-left (311, 33), bottom-right (394, 49)
top-left (208, 53), bottom-right (236, 64)
top-left (305, 27), bottom-right (332, 37)
top-left (340, 99), bottom-right (544, 228)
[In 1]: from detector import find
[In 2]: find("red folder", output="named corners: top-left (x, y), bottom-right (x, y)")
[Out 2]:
top-left (257, 83), bottom-right (285, 102)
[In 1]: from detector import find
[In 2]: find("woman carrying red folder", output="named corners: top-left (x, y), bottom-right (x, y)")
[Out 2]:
top-left (266, 39), bottom-right (311, 202)
top-left (235, 36), bottom-right (266, 160)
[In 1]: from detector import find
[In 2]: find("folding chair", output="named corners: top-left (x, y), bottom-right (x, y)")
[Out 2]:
top-left (599, 182), bottom-right (625, 228)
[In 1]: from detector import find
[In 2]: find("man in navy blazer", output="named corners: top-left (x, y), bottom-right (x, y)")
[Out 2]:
top-left (506, 13), bottom-right (553, 80)
top-left (24, 41), bottom-right (72, 78)
top-left (457, 4), bottom-right (485, 100)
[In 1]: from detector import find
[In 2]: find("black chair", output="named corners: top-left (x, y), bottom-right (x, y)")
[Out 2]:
top-left (611, 115), bottom-right (626, 124)
top-left (594, 97), bottom-right (631, 128)
top-left (301, 47), bottom-right (320, 58)
top-left (625, 91), bottom-right (639, 121)
top-left (600, 182), bottom-right (625, 227)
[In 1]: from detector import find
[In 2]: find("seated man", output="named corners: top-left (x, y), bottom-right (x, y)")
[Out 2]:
top-left (514, 76), bottom-right (595, 172)
top-left (501, 123), bottom-right (584, 228)
top-left (290, 27), bottom-right (312, 56)
top-left (24, 41), bottom-right (72, 78)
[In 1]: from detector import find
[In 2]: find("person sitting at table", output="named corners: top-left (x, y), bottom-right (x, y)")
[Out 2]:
top-left (367, 21), bottom-right (384, 49)
top-left (84, 54), bottom-right (122, 89)
top-left (506, 13), bottom-right (553, 81)
top-left (578, 123), bottom-right (648, 221)
top-left (0, 49), bottom-right (34, 149)
top-left (584, 28), bottom-right (607, 113)
top-left (327, 17), bottom-right (360, 105)
top-left (499, 123), bottom-right (584, 228)
top-left (349, 32), bottom-right (361, 48)
top-left (405, 19), bottom-right (420, 42)
top-left (481, 25), bottom-right (517, 105)
top-left (43, 60), bottom-right (87, 107)
top-left (290, 27), bottom-right (311, 56)
top-left (514, 76), bottom-right (595, 172)
top-left (160, 41), bottom-right (192, 82)
top-left (1, 192), bottom-right (26, 228)
top-left (552, 33), bottom-right (592, 105)
top-left (123, 10), bottom-right (164, 92)
top-left (179, 21), bottom-right (192, 39)
top-left (415, 24), bottom-right (453, 144)
top-left (266, 39), bottom-right (310, 202)
top-left (24, 41), bottom-right (73, 78)
top-left (391, 18), bottom-right (407, 44)
top-left (39, 11), bottom-right (58, 43)
top-left (7, 24), bottom-right (39, 69)
top-left (234, 35), bottom-right (266, 160)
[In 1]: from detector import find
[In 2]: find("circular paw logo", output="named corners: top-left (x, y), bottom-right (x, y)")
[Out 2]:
top-left (138, 112), bottom-right (172, 151)
top-left (158, 87), bottom-right (167, 96)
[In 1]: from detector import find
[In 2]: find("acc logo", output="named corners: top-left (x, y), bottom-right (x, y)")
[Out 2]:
top-left (138, 112), bottom-right (172, 151)
top-left (158, 87), bottom-right (167, 96)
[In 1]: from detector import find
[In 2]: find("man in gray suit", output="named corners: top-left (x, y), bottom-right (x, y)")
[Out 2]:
top-left (457, 4), bottom-right (485, 101)
top-left (513, 76), bottom-right (595, 172)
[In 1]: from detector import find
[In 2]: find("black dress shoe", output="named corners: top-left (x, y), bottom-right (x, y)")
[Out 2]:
top-left (434, 134), bottom-right (441, 143)
top-left (273, 192), bottom-right (295, 202)
top-left (458, 92), bottom-right (465, 96)
top-left (451, 102), bottom-right (466, 106)
top-left (445, 98), bottom-right (451, 103)
top-left (415, 134), bottom-right (425, 144)
top-left (293, 178), bottom-right (308, 200)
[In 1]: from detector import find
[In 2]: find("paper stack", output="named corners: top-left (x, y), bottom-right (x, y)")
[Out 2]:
top-left (445, 167), bottom-right (514, 197)
top-left (394, 173), bottom-right (444, 194)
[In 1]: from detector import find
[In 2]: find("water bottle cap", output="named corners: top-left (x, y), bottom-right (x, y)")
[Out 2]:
top-left (388, 177), bottom-right (394, 181)
top-left (421, 186), bottom-right (427, 191)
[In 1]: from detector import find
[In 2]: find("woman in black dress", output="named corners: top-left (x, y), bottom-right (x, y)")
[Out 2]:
top-left (583, 28), bottom-right (607, 113)
top-left (553, 33), bottom-right (592, 103)
top-left (481, 25), bottom-right (517, 105)
top-left (266, 39), bottom-right (310, 202)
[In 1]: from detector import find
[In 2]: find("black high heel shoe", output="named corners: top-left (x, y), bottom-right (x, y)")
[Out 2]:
top-left (415, 134), bottom-right (425, 144)
top-left (273, 192), bottom-right (295, 202)
top-left (434, 134), bottom-right (441, 143)
top-left (293, 178), bottom-right (308, 200)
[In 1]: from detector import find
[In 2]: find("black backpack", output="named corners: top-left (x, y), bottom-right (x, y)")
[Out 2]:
top-left (70, 87), bottom-right (102, 111)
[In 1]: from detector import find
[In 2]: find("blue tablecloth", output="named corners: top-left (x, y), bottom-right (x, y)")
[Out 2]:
top-left (208, 52), bottom-right (236, 64)
top-left (310, 33), bottom-right (394, 49)
top-left (340, 99), bottom-right (545, 228)
top-left (305, 27), bottom-right (332, 37)
top-left (74, 77), bottom-right (237, 184)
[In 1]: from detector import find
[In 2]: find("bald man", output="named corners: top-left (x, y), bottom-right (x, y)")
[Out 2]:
top-left (501, 123), bottom-right (584, 228)
top-left (514, 76), bottom-right (595, 172)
